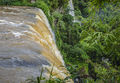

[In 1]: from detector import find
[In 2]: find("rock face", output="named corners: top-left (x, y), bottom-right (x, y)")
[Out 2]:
top-left (0, 6), bottom-right (69, 83)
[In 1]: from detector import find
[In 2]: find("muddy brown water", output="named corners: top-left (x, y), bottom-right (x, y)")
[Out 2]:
top-left (0, 6), bottom-right (71, 83)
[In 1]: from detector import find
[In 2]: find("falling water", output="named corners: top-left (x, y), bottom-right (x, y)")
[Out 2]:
top-left (68, 0), bottom-right (81, 25)
top-left (69, 0), bottom-right (75, 17)
top-left (0, 6), bottom-right (72, 83)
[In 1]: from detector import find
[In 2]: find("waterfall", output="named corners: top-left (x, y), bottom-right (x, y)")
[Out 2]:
top-left (0, 6), bottom-right (72, 83)
top-left (68, 0), bottom-right (81, 25)
top-left (68, 0), bottom-right (75, 17)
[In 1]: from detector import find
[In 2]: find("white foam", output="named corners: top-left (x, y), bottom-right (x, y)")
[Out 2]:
top-left (48, 35), bottom-right (53, 43)
top-left (0, 20), bottom-right (24, 27)
top-left (23, 30), bottom-right (33, 34)
top-left (1, 11), bottom-right (17, 15)
top-left (35, 15), bottom-right (43, 22)
top-left (11, 31), bottom-right (24, 38)
top-left (40, 39), bottom-right (48, 45)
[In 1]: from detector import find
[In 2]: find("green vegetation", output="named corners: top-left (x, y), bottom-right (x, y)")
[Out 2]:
top-left (0, 0), bottom-right (120, 83)
top-left (26, 67), bottom-right (69, 83)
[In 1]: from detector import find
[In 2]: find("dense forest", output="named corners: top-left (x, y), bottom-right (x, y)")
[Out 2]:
top-left (0, 0), bottom-right (120, 83)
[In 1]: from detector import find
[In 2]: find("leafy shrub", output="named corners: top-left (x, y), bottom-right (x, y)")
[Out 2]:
top-left (0, 0), bottom-right (17, 5)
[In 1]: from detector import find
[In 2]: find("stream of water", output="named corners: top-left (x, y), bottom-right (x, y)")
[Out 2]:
top-left (0, 6), bottom-right (71, 83)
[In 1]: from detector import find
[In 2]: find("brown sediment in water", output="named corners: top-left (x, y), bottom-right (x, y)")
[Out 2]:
top-left (0, 6), bottom-right (72, 83)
